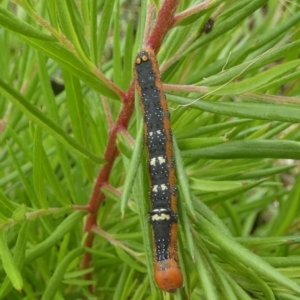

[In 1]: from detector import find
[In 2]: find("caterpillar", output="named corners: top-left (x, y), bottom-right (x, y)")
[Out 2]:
top-left (134, 47), bottom-right (183, 292)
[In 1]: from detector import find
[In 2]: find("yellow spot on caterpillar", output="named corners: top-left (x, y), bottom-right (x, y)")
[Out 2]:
top-left (142, 55), bottom-right (148, 62)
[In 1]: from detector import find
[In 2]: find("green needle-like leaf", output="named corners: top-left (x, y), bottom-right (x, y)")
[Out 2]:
top-left (0, 230), bottom-right (23, 291)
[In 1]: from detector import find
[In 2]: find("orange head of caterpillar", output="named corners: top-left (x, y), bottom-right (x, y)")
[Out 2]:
top-left (154, 259), bottom-right (183, 293)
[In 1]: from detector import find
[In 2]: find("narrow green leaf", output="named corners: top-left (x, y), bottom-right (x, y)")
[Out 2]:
top-left (131, 277), bottom-right (151, 300)
top-left (177, 137), bottom-right (226, 150)
top-left (176, 119), bottom-right (251, 139)
top-left (0, 192), bottom-right (18, 213)
top-left (0, 229), bottom-right (23, 291)
top-left (133, 0), bottom-right (147, 52)
top-left (33, 125), bottom-right (48, 209)
top-left (115, 247), bottom-right (146, 273)
top-left (42, 247), bottom-right (83, 300)
top-left (113, 1), bottom-right (122, 87)
top-left (194, 199), bottom-right (233, 237)
top-left (62, 279), bottom-right (95, 287)
top-left (190, 178), bottom-right (244, 192)
top-left (238, 164), bottom-right (295, 180)
top-left (236, 236), bottom-right (300, 249)
top-left (123, 19), bottom-right (134, 90)
top-left (25, 211), bottom-right (85, 264)
top-left (89, 0), bottom-right (98, 63)
top-left (0, 214), bottom-right (9, 223)
top-left (46, 0), bottom-right (59, 30)
top-left (178, 193), bottom-right (196, 263)
top-left (7, 143), bottom-right (39, 208)
top-left (222, 201), bottom-right (243, 236)
top-left (0, 221), bottom-right (29, 298)
top-left (121, 123), bottom-right (144, 217)
top-left (63, 70), bottom-right (94, 181)
top-left (177, 227), bottom-right (190, 295)
top-left (12, 221), bottom-right (29, 268)
top-left (225, 275), bottom-right (253, 300)
top-left (132, 165), bottom-right (155, 291)
top-left (98, 0), bottom-right (116, 59)
top-left (173, 138), bottom-right (196, 219)
top-left (6, 125), bottom-right (32, 161)
top-left (63, 267), bottom-right (95, 279)
top-left (84, 94), bottom-right (107, 157)
top-left (267, 256), bottom-right (300, 268)
top-left (202, 161), bottom-right (264, 178)
top-left (204, 179), bottom-right (266, 206)
top-left (117, 132), bottom-right (134, 159)
top-left (112, 265), bottom-right (130, 300)
top-left (257, 69), bottom-right (300, 93)
top-left (194, 250), bottom-right (218, 300)
top-left (169, 94), bottom-right (300, 123)
top-left (56, 233), bottom-right (70, 265)
top-left (41, 147), bottom-right (71, 206)
top-left (56, 0), bottom-right (90, 63)
top-left (182, 139), bottom-right (300, 159)
top-left (269, 173), bottom-right (300, 236)
top-left (197, 239), bottom-right (238, 300)
top-left (121, 268), bottom-right (137, 300)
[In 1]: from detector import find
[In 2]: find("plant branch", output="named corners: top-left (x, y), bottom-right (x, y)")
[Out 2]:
top-left (81, 81), bottom-right (135, 283)
top-left (163, 83), bottom-right (207, 93)
top-left (147, 0), bottom-right (180, 51)
top-left (92, 226), bottom-right (146, 265)
top-left (173, 0), bottom-right (213, 24)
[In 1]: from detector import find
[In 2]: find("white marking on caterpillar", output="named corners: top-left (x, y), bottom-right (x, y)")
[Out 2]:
top-left (151, 213), bottom-right (171, 221)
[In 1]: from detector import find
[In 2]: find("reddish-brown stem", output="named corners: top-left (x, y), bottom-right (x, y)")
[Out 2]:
top-left (163, 83), bottom-right (207, 93)
top-left (72, 205), bottom-right (91, 211)
top-left (173, 0), bottom-right (212, 24)
top-left (147, 0), bottom-right (180, 52)
top-left (82, 81), bottom-right (135, 276)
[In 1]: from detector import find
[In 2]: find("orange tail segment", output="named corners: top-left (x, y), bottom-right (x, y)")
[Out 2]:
top-left (155, 260), bottom-right (183, 292)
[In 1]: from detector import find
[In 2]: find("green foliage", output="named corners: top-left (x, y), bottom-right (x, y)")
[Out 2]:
top-left (0, 0), bottom-right (300, 299)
